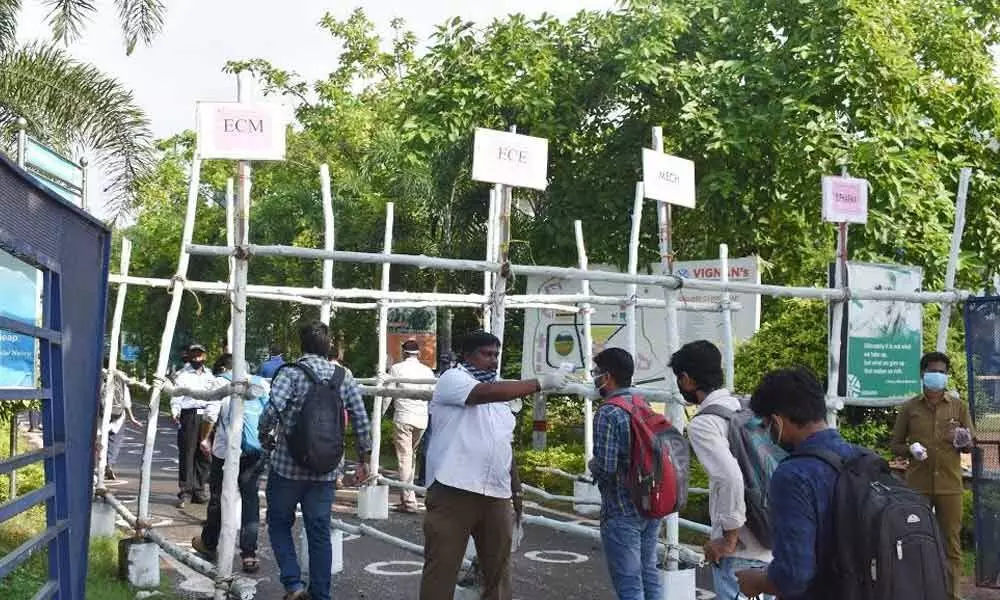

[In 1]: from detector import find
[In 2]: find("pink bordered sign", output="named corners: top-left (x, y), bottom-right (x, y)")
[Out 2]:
top-left (822, 175), bottom-right (869, 224)
top-left (196, 102), bottom-right (287, 161)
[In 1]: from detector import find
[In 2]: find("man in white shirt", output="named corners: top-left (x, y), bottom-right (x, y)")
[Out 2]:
top-left (419, 331), bottom-right (567, 600)
top-left (670, 340), bottom-right (773, 600)
top-left (387, 339), bottom-right (435, 513)
top-left (170, 343), bottom-right (220, 507)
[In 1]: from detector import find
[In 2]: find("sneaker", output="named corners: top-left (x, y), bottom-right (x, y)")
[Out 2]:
top-left (191, 535), bottom-right (216, 560)
top-left (104, 466), bottom-right (117, 481)
top-left (176, 494), bottom-right (190, 509)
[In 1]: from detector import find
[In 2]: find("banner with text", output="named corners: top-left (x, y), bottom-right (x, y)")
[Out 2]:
top-left (838, 262), bottom-right (923, 399)
top-left (0, 250), bottom-right (38, 387)
top-left (521, 256), bottom-right (761, 385)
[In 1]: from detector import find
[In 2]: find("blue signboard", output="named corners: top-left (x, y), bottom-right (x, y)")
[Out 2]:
top-left (121, 344), bottom-right (140, 362)
top-left (24, 138), bottom-right (83, 207)
top-left (0, 249), bottom-right (37, 386)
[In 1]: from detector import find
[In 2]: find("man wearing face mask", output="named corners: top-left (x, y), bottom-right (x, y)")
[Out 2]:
top-left (670, 341), bottom-right (772, 599)
top-left (590, 347), bottom-right (662, 600)
top-left (891, 351), bottom-right (973, 600)
top-left (170, 343), bottom-right (220, 507)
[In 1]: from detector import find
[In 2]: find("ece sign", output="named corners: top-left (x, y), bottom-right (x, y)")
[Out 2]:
top-left (471, 128), bottom-right (548, 190)
top-left (822, 176), bottom-right (868, 224)
top-left (196, 102), bottom-right (287, 161)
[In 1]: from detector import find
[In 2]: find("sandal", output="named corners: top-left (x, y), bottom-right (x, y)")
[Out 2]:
top-left (241, 556), bottom-right (259, 573)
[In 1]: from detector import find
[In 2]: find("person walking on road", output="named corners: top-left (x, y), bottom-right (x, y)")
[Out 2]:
top-left (259, 343), bottom-right (285, 379)
top-left (671, 341), bottom-right (772, 600)
top-left (891, 351), bottom-right (974, 600)
top-left (100, 361), bottom-right (142, 481)
top-left (589, 348), bottom-right (663, 600)
top-left (419, 330), bottom-right (568, 600)
top-left (170, 343), bottom-right (218, 507)
top-left (259, 321), bottom-right (372, 600)
top-left (387, 338), bottom-right (435, 513)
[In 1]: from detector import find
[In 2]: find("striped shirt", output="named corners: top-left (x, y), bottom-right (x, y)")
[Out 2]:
top-left (258, 354), bottom-right (372, 482)
top-left (589, 389), bottom-right (639, 519)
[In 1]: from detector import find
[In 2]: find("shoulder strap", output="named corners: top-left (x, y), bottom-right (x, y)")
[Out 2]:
top-left (693, 405), bottom-right (735, 420)
top-left (272, 361), bottom-right (320, 384)
top-left (329, 365), bottom-right (345, 391)
top-left (789, 448), bottom-right (844, 472)
top-left (604, 395), bottom-right (638, 417)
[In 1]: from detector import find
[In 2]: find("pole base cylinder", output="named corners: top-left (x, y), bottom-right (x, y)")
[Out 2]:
top-left (660, 567), bottom-right (697, 600)
top-left (118, 538), bottom-right (160, 589)
top-left (573, 481), bottom-right (601, 517)
top-left (357, 484), bottom-right (390, 520)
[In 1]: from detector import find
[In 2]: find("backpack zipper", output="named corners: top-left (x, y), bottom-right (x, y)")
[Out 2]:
top-left (896, 539), bottom-right (903, 560)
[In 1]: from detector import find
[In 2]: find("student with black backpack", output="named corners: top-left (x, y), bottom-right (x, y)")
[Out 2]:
top-left (736, 367), bottom-right (950, 600)
top-left (258, 321), bottom-right (373, 600)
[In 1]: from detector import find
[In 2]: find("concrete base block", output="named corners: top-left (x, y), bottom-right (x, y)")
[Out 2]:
top-left (357, 484), bottom-right (390, 520)
top-left (90, 500), bottom-right (117, 538)
top-left (660, 568), bottom-right (697, 600)
top-left (454, 585), bottom-right (481, 600)
top-left (573, 481), bottom-right (601, 516)
top-left (331, 529), bottom-right (344, 574)
top-left (298, 526), bottom-right (344, 579)
top-left (118, 538), bottom-right (160, 589)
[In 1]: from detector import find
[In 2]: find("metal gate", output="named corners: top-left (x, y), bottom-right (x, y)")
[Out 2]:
top-left (964, 296), bottom-right (1000, 588)
top-left (0, 152), bottom-right (110, 599)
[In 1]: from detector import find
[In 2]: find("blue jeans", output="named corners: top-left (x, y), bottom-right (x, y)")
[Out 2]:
top-left (713, 556), bottom-right (773, 600)
top-left (600, 515), bottom-right (662, 600)
top-left (266, 472), bottom-right (336, 600)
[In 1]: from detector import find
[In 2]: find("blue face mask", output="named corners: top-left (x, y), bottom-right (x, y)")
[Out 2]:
top-left (923, 372), bottom-right (948, 392)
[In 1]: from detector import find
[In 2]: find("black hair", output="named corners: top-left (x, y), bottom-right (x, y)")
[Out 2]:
top-left (669, 340), bottom-right (724, 392)
top-left (749, 366), bottom-right (827, 426)
top-left (299, 320), bottom-right (332, 356)
top-left (920, 351), bottom-right (950, 373)
top-left (594, 347), bottom-right (634, 388)
top-left (460, 330), bottom-right (501, 356)
top-left (213, 353), bottom-right (233, 376)
top-left (269, 343), bottom-right (283, 356)
top-left (402, 339), bottom-right (420, 353)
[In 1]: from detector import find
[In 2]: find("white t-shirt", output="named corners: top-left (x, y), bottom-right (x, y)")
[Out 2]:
top-left (207, 375), bottom-right (270, 460)
top-left (426, 366), bottom-right (515, 499)
top-left (388, 357), bottom-right (435, 429)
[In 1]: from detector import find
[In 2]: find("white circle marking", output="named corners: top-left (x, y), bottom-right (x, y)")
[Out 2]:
top-left (523, 550), bottom-right (589, 564)
top-left (363, 560), bottom-right (424, 576)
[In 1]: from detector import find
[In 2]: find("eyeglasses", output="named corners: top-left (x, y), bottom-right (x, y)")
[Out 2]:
top-left (590, 368), bottom-right (606, 378)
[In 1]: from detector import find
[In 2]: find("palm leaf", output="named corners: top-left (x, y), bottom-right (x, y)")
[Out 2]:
top-left (43, 0), bottom-right (96, 44)
top-left (0, 0), bottom-right (21, 54)
top-left (114, 0), bottom-right (165, 55)
top-left (0, 43), bottom-right (154, 223)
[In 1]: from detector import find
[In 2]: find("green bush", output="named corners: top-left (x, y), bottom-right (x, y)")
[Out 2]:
top-left (680, 457), bottom-right (710, 528)
top-left (516, 444), bottom-right (585, 495)
top-left (733, 299), bottom-right (827, 395)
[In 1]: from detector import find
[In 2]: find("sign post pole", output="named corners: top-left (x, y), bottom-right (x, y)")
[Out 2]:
top-left (936, 168), bottom-right (972, 352)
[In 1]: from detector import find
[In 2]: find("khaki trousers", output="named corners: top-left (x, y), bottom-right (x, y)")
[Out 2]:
top-left (420, 483), bottom-right (513, 600)
top-left (929, 493), bottom-right (964, 600)
top-left (393, 422), bottom-right (424, 508)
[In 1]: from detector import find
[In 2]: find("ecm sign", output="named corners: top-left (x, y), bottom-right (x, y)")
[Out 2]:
top-left (196, 102), bottom-right (287, 161)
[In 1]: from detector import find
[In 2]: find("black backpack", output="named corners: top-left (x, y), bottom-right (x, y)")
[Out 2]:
top-left (273, 362), bottom-right (346, 474)
top-left (791, 449), bottom-right (949, 600)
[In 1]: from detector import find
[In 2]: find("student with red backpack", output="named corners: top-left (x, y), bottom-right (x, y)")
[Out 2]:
top-left (590, 348), bottom-right (689, 600)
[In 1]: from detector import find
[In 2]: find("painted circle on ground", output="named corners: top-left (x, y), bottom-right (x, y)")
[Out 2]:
top-left (363, 560), bottom-right (423, 576)
top-left (342, 533), bottom-right (361, 542)
top-left (523, 550), bottom-right (589, 564)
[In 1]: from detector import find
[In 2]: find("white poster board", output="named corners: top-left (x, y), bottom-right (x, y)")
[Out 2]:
top-left (822, 176), bottom-right (868, 224)
top-left (520, 256), bottom-right (761, 385)
top-left (642, 148), bottom-right (696, 208)
top-left (196, 102), bottom-right (287, 161)
top-left (471, 128), bottom-right (548, 190)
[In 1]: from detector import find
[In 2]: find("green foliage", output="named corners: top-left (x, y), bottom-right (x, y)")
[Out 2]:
top-left (0, 419), bottom-right (44, 502)
top-left (516, 444), bottom-right (585, 496)
top-left (734, 299), bottom-right (828, 395)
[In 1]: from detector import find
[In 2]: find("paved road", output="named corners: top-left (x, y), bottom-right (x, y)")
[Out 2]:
top-left (107, 408), bottom-right (716, 599)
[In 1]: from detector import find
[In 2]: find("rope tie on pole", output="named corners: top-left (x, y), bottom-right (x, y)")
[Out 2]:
top-left (167, 273), bottom-right (187, 292)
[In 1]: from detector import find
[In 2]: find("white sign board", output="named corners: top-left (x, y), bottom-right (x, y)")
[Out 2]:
top-left (196, 102), bottom-right (287, 161)
top-left (520, 257), bottom-right (761, 386)
top-left (822, 176), bottom-right (868, 224)
top-left (642, 148), bottom-right (696, 208)
top-left (471, 128), bottom-right (548, 190)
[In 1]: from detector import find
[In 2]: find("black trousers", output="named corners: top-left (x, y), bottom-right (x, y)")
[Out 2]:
top-left (201, 454), bottom-right (264, 557)
top-left (177, 408), bottom-right (210, 498)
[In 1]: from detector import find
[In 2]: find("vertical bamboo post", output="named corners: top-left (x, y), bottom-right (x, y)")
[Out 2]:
top-left (96, 238), bottom-right (132, 490)
top-left (483, 187), bottom-right (499, 332)
top-left (626, 182), bottom-right (644, 360)
top-left (320, 164), bottom-right (335, 325)
top-left (936, 168), bottom-right (971, 352)
top-left (225, 178), bottom-right (235, 350)
top-left (574, 222), bottom-right (596, 474)
top-left (369, 202), bottom-right (395, 479)
top-left (720, 244), bottom-right (735, 390)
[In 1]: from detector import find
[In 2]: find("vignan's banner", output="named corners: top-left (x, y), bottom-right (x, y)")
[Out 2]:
top-left (837, 262), bottom-right (923, 399)
top-left (521, 256), bottom-right (761, 385)
top-left (0, 250), bottom-right (38, 387)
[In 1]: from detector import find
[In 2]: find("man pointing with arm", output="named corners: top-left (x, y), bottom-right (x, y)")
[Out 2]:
top-left (419, 330), bottom-right (568, 600)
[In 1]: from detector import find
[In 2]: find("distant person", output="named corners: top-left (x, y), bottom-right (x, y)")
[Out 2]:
top-left (891, 352), bottom-right (973, 600)
top-left (259, 343), bottom-right (285, 379)
top-left (736, 367), bottom-right (864, 599)
top-left (589, 348), bottom-right (662, 600)
top-left (170, 343), bottom-right (219, 507)
top-left (259, 321), bottom-right (372, 600)
top-left (100, 362), bottom-right (142, 481)
top-left (386, 339), bottom-right (435, 513)
top-left (165, 353), bottom-right (270, 574)
top-left (420, 331), bottom-right (567, 600)
top-left (671, 341), bottom-right (773, 599)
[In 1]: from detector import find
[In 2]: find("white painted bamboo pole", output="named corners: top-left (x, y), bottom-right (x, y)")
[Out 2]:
top-left (652, 126), bottom-right (684, 573)
top-left (720, 244), bottom-right (735, 389)
top-left (483, 187), bottom-right (498, 332)
top-left (320, 164), bottom-right (335, 325)
top-left (369, 202), bottom-right (395, 480)
top-left (626, 182), bottom-right (644, 359)
top-left (215, 74), bottom-right (252, 600)
top-left (936, 167), bottom-right (971, 352)
top-left (490, 184), bottom-right (512, 356)
top-left (574, 221), bottom-right (596, 474)
top-left (96, 238), bottom-right (132, 491)
top-left (225, 178), bottom-right (235, 349)
top-left (137, 157), bottom-right (202, 520)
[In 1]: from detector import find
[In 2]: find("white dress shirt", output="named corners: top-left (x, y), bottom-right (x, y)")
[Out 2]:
top-left (688, 389), bottom-right (772, 562)
top-left (170, 365), bottom-right (219, 418)
top-left (426, 365), bottom-right (515, 499)
top-left (388, 356), bottom-right (435, 429)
